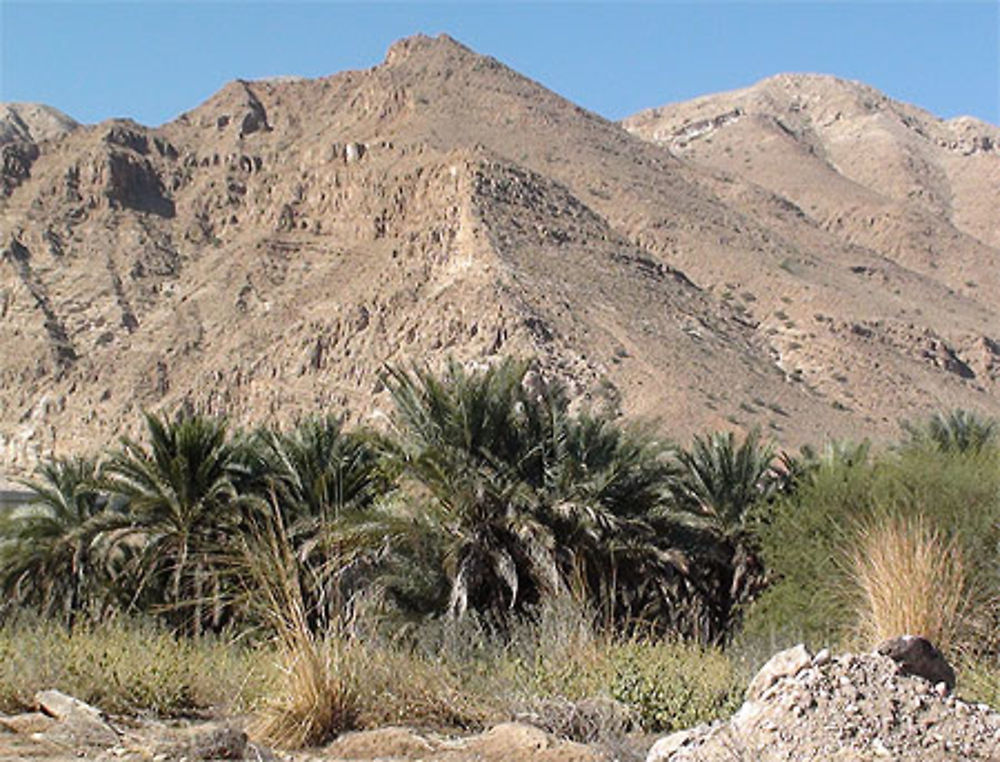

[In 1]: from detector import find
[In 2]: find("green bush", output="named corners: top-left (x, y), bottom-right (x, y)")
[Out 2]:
top-left (957, 654), bottom-right (1000, 710)
top-left (609, 639), bottom-right (743, 732)
top-left (745, 442), bottom-right (1000, 652)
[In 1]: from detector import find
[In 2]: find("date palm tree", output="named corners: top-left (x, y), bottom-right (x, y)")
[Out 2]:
top-left (249, 415), bottom-right (393, 629)
top-left (903, 409), bottom-right (998, 454)
top-left (100, 411), bottom-right (260, 633)
top-left (384, 358), bottom-right (698, 633)
top-left (676, 428), bottom-right (779, 638)
top-left (0, 456), bottom-right (107, 623)
top-left (384, 358), bottom-right (559, 619)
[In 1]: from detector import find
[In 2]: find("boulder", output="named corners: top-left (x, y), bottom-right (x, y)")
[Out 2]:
top-left (34, 689), bottom-right (118, 747)
top-left (745, 643), bottom-right (812, 701)
top-left (876, 635), bottom-right (956, 690)
top-left (35, 689), bottom-right (106, 723)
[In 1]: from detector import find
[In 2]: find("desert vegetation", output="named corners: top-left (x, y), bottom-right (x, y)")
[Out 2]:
top-left (1, 360), bottom-right (998, 747)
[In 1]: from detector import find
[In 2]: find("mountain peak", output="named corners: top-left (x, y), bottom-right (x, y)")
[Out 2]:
top-left (0, 102), bottom-right (79, 145)
top-left (383, 32), bottom-right (478, 67)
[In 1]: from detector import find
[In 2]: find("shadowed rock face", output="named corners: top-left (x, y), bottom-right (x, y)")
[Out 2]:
top-left (878, 634), bottom-right (957, 690)
top-left (1, 34), bottom-right (999, 476)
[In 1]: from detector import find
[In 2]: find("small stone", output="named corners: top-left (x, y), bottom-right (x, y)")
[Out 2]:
top-left (812, 648), bottom-right (832, 667)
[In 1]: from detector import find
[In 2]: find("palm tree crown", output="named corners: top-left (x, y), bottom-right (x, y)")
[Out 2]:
top-left (100, 411), bottom-right (258, 632)
top-left (0, 456), bottom-right (105, 621)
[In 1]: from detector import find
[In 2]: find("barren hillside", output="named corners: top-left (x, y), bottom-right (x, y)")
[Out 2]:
top-left (2, 36), bottom-right (998, 476)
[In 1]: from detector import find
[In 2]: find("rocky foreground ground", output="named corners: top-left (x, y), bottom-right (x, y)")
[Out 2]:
top-left (2, 639), bottom-right (998, 761)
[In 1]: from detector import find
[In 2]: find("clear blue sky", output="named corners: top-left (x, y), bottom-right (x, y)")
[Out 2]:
top-left (2, 1), bottom-right (998, 127)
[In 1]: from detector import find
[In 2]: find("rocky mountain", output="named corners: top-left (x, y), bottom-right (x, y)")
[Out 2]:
top-left (1, 104), bottom-right (79, 198)
top-left (2, 35), bottom-right (998, 475)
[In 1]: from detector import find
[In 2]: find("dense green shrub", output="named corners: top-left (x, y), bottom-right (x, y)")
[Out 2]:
top-left (745, 437), bottom-right (1000, 651)
top-left (608, 640), bottom-right (743, 732)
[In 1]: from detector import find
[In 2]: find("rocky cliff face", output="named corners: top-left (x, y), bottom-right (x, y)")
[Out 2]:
top-left (2, 36), bottom-right (998, 475)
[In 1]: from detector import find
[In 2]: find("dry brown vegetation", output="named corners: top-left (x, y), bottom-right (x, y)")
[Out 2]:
top-left (848, 513), bottom-right (971, 651)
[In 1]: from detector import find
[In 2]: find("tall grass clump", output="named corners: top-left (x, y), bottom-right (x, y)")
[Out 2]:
top-left (847, 513), bottom-right (970, 651)
top-left (250, 629), bottom-right (360, 749)
top-left (241, 506), bottom-right (362, 749)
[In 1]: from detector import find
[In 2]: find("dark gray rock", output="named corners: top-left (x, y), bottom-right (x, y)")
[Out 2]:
top-left (877, 635), bottom-right (956, 690)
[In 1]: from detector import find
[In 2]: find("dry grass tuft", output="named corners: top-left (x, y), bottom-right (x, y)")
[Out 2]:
top-left (249, 628), bottom-right (360, 749)
top-left (241, 507), bottom-right (362, 749)
top-left (848, 513), bottom-right (970, 651)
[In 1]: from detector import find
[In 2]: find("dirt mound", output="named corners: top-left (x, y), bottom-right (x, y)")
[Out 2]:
top-left (648, 644), bottom-right (1000, 761)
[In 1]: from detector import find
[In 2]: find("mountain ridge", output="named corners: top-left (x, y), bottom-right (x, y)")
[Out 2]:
top-left (2, 33), bottom-right (998, 477)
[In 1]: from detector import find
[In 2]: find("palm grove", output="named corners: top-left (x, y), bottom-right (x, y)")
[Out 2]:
top-left (1, 358), bottom-right (998, 654)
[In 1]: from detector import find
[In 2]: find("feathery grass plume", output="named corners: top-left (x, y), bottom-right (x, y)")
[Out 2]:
top-left (848, 513), bottom-right (970, 652)
top-left (242, 504), bottom-right (359, 749)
